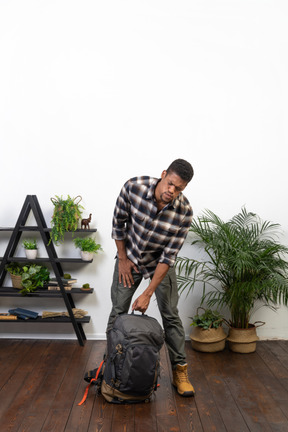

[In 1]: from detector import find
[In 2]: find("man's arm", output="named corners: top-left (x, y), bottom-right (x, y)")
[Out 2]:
top-left (112, 180), bottom-right (139, 287)
top-left (132, 262), bottom-right (170, 313)
top-left (115, 240), bottom-right (139, 287)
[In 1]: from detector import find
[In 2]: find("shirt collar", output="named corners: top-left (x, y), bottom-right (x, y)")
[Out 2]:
top-left (146, 178), bottom-right (159, 200)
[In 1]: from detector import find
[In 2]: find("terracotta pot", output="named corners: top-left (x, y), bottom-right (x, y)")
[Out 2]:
top-left (190, 326), bottom-right (227, 352)
top-left (227, 324), bottom-right (260, 353)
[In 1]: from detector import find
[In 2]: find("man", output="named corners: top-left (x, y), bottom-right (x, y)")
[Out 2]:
top-left (107, 159), bottom-right (195, 397)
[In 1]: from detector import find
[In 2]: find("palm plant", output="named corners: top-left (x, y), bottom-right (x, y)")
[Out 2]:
top-left (176, 207), bottom-right (288, 329)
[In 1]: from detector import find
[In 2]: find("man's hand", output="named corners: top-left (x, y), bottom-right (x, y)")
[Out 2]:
top-left (118, 257), bottom-right (139, 288)
top-left (132, 292), bottom-right (151, 314)
top-left (132, 263), bottom-right (170, 313)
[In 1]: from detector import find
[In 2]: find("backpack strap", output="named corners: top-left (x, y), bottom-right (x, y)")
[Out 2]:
top-left (78, 360), bottom-right (104, 406)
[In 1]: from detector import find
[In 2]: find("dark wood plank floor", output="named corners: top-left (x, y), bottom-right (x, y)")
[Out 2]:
top-left (1, 339), bottom-right (288, 432)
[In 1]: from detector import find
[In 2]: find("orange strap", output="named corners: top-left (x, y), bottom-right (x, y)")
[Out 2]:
top-left (78, 360), bottom-right (104, 406)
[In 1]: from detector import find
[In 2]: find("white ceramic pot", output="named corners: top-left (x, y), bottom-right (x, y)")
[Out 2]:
top-left (81, 251), bottom-right (93, 261)
top-left (25, 249), bottom-right (38, 259)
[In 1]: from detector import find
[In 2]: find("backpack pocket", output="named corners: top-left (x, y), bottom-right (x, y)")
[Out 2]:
top-left (119, 344), bottom-right (159, 395)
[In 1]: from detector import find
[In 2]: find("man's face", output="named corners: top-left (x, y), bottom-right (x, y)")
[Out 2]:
top-left (155, 171), bottom-right (188, 206)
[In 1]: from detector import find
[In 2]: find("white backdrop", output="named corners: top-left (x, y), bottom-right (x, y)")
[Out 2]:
top-left (0, 0), bottom-right (287, 340)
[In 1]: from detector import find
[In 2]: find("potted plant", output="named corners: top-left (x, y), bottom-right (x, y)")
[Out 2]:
top-left (5, 262), bottom-right (24, 289)
top-left (22, 239), bottom-right (38, 259)
top-left (189, 308), bottom-right (227, 352)
top-left (73, 237), bottom-right (102, 261)
top-left (81, 283), bottom-right (91, 291)
top-left (176, 207), bottom-right (288, 353)
top-left (5, 262), bottom-right (50, 295)
top-left (50, 195), bottom-right (84, 245)
top-left (20, 264), bottom-right (50, 295)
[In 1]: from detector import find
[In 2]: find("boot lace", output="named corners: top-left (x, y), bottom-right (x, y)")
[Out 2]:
top-left (175, 369), bottom-right (189, 383)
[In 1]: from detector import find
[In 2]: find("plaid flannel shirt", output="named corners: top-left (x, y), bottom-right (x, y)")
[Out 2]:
top-left (112, 176), bottom-right (193, 279)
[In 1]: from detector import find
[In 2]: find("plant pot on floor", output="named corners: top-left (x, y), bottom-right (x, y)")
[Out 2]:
top-left (190, 326), bottom-right (227, 353)
top-left (227, 322), bottom-right (264, 353)
top-left (175, 208), bottom-right (288, 356)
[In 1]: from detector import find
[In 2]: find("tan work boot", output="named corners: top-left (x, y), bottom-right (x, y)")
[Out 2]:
top-left (172, 364), bottom-right (195, 397)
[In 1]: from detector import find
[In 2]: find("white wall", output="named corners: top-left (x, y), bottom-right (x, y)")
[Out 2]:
top-left (0, 0), bottom-right (287, 340)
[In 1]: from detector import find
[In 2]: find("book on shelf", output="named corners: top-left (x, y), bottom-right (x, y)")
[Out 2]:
top-left (48, 285), bottom-right (72, 291)
top-left (8, 308), bottom-right (38, 320)
top-left (0, 313), bottom-right (18, 320)
top-left (49, 277), bottom-right (77, 285)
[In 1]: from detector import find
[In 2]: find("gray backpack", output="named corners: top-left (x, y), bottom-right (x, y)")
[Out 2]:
top-left (101, 313), bottom-right (165, 403)
top-left (79, 313), bottom-right (165, 405)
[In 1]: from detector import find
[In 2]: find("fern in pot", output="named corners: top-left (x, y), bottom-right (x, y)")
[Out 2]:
top-left (50, 195), bottom-right (84, 245)
top-left (73, 237), bottom-right (102, 261)
top-left (176, 207), bottom-right (288, 353)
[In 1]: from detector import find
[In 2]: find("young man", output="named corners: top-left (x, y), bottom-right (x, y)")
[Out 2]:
top-left (107, 159), bottom-right (195, 397)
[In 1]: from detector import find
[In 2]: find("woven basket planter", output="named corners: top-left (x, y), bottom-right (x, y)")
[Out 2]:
top-left (190, 326), bottom-right (227, 353)
top-left (227, 324), bottom-right (261, 353)
top-left (10, 274), bottom-right (23, 289)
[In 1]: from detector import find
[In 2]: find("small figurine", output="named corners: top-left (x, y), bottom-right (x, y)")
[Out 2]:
top-left (81, 214), bottom-right (92, 229)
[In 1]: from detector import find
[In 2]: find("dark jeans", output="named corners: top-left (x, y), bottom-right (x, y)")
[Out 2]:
top-left (107, 259), bottom-right (186, 368)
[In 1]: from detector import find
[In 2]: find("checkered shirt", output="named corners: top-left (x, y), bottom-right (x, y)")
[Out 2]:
top-left (112, 176), bottom-right (193, 279)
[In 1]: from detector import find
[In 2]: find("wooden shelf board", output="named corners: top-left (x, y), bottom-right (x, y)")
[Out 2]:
top-left (0, 316), bottom-right (91, 323)
top-left (2, 257), bottom-right (93, 263)
top-left (0, 287), bottom-right (94, 297)
top-left (0, 227), bottom-right (97, 232)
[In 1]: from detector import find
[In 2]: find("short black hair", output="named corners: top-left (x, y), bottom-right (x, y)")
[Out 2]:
top-left (166, 159), bottom-right (194, 183)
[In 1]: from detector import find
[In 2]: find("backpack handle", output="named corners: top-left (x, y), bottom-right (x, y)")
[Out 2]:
top-left (131, 311), bottom-right (145, 316)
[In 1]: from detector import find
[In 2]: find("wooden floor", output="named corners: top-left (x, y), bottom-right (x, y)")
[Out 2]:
top-left (1, 339), bottom-right (288, 432)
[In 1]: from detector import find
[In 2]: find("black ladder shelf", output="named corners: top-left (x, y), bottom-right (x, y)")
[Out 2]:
top-left (0, 195), bottom-right (96, 346)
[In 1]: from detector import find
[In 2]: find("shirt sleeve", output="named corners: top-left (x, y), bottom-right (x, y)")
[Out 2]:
top-left (111, 180), bottom-right (131, 240)
top-left (158, 207), bottom-right (193, 267)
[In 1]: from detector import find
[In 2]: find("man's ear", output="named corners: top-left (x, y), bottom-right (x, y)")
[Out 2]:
top-left (161, 170), bottom-right (167, 179)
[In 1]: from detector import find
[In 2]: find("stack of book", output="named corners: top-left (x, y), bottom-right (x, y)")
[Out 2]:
top-left (47, 277), bottom-right (77, 291)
